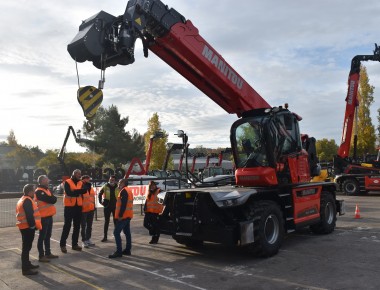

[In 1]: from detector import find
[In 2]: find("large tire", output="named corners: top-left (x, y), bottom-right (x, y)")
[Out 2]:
top-left (310, 192), bottom-right (336, 234)
top-left (342, 178), bottom-right (359, 195)
top-left (115, 168), bottom-right (125, 179)
top-left (248, 201), bottom-right (284, 258)
top-left (103, 168), bottom-right (114, 179)
top-left (33, 168), bottom-right (47, 180)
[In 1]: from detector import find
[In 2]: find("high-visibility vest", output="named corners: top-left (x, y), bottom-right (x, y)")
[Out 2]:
top-left (34, 187), bottom-right (56, 218)
top-left (64, 179), bottom-right (83, 207)
top-left (102, 184), bottom-right (120, 200)
top-left (82, 187), bottom-right (96, 212)
top-left (145, 188), bottom-right (163, 214)
top-left (16, 196), bottom-right (42, 230)
top-left (115, 187), bottom-right (133, 220)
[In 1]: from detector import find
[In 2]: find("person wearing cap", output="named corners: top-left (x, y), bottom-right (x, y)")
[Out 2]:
top-left (81, 175), bottom-right (96, 248)
top-left (144, 181), bottom-right (163, 244)
top-left (98, 175), bottom-right (119, 242)
top-left (16, 184), bottom-right (42, 275)
top-left (34, 175), bottom-right (58, 263)
top-left (108, 178), bottom-right (133, 258)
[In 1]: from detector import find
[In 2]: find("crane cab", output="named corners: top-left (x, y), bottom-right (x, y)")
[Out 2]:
top-left (231, 106), bottom-right (316, 187)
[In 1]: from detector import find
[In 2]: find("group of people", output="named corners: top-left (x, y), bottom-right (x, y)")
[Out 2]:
top-left (15, 169), bottom-right (163, 275)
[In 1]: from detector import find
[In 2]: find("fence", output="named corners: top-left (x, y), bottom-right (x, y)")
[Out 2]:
top-left (0, 176), bottom-right (188, 228)
top-left (0, 193), bottom-right (105, 228)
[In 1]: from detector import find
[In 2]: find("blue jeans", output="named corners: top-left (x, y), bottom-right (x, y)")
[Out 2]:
top-left (113, 218), bottom-right (131, 254)
top-left (38, 216), bottom-right (53, 257)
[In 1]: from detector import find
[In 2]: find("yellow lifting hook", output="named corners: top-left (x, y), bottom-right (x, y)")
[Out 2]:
top-left (77, 85), bottom-right (103, 132)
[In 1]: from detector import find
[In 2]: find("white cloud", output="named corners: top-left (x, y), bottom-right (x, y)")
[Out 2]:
top-left (1, 0), bottom-right (380, 154)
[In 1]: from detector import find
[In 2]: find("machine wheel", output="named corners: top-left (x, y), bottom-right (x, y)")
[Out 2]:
top-left (33, 168), bottom-right (47, 180)
top-left (103, 168), bottom-right (115, 179)
top-left (115, 168), bottom-right (125, 179)
top-left (248, 201), bottom-right (284, 257)
top-left (342, 178), bottom-right (359, 195)
top-left (310, 192), bottom-right (336, 234)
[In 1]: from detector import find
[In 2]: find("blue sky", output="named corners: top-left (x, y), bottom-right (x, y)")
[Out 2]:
top-left (1, 0), bottom-right (380, 153)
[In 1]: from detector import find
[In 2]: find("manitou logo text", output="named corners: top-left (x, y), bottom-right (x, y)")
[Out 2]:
top-left (202, 45), bottom-right (243, 89)
top-left (347, 80), bottom-right (355, 105)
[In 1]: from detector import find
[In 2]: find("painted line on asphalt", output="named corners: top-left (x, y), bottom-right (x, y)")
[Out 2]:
top-left (0, 248), bottom-right (19, 252)
top-left (4, 247), bottom-right (103, 290)
top-left (251, 274), bottom-right (328, 290)
top-left (43, 262), bottom-right (104, 290)
top-left (49, 238), bottom-right (207, 290)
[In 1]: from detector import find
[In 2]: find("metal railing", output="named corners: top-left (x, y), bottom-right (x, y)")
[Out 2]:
top-left (0, 193), bottom-right (104, 228)
top-left (0, 176), bottom-right (190, 228)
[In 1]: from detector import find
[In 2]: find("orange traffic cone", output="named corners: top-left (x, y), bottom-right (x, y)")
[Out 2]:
top-left (354, 204), bottom-right (361, 219)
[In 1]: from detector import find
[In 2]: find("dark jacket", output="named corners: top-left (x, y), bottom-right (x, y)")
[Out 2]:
top-left (98, 183), bottom-right (118, 206)
top-left (22, 197), bottom-right (35, 229)
top-left (64, 178), bottom-right (88, 197)
top-left (118, 188), bottom-right (129, 218)
top-left (35, 185), bottom-right (57, 204)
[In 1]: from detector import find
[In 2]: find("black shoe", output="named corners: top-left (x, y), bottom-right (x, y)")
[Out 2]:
top-left (122, 249), bottom-right (131, 256)
top-left (149, 236), bottom-right (159, 244)
top-left (39, 256), bottom-right (50, 263)
top-left (101, 237), bottom-right (107, 242)
top-left (22, 269), bottom-right (38, 276)
top-left (108, 252), bottom-right (122, 259)
top-left (28, 264), bottom-right (39, 269)
top-left (72, 245), bottom-right (82, 251)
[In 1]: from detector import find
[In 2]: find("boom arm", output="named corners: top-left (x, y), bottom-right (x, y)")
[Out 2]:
top-left (68, 0), bottom-right (271, 116)
top-left (338, 44), bottom-right (380, 160)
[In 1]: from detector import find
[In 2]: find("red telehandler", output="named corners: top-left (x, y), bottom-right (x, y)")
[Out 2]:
top-left (334, 44), bottom-right (380, 195)
top-left (68, 0), bottom-right (344, 257)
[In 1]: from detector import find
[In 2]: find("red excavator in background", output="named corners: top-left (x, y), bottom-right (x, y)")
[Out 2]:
top-left (125, 130), bottom-right (165, 177)
top-left (201, 148), bottom-right (233, 179)
top-left (68, 0), bottom-right (344, 257)
top-left (334, 44), bottom-right (380, 195)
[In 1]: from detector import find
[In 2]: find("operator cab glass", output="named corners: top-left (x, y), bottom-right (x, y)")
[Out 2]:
top-left (231, 109), bottom-right (302, 169)
top-left (234, 118), bottom-right (269, 168)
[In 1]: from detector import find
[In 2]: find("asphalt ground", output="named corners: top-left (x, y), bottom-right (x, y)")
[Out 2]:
top-left (1, 193), bottom-right (380, 290)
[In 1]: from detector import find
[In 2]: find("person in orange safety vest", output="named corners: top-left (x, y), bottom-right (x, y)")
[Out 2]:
top-left (80, 175), bottom-right (96, 248)
top-left (16, 184), bottom-right (42, 275)
top-left (59, 169), bottom-right (88, 253)
top-left (35, 175), bottom-right (58, 263)
top-left (108, 178), bottom-right (133, 258)
top-left (143, 181), bottom-right (163, 244)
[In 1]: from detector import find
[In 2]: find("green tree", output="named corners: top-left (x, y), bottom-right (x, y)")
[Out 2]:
top-left (37, 150), bottom-right (60, 170)
top-left (316, 139), bottom-right (338, 162)
top-left (144, 113), bottom-right (168, 170)
top-left (7, 130), bottom-right (18, 146)
top-left (6, 145), bottom-right (45, 168)
top-left (5, 131), bottom-right (45, 168)
top-left (38, 150), bottom-right (102, 171)
top-left (82, 105), bottom-right (144, 167)
top-left (193, 145), bottom-right (208, 156)
top-left (355, 65), bottom-right (376, 157)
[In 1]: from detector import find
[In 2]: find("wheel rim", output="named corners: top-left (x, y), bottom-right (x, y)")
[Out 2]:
top-left (264, 214), bottom-right (280, 244)
top-left (345, 182), bottom-right (356, 194)
top-left (324, 202), bottom-right (334, 224)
